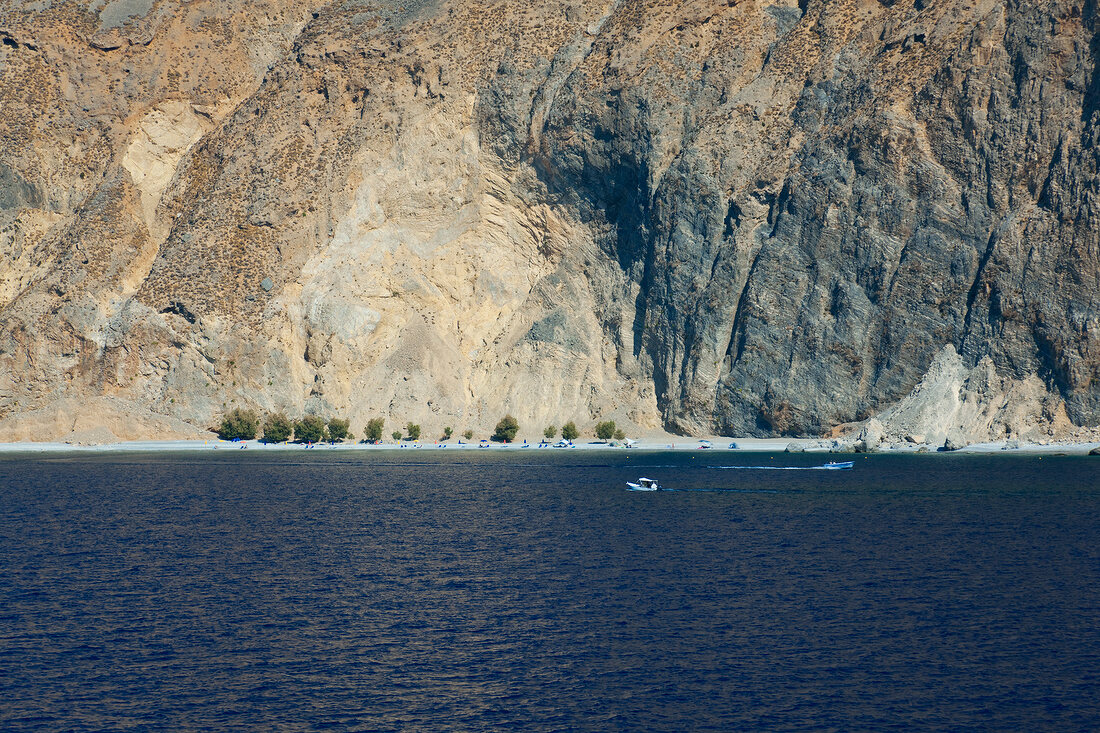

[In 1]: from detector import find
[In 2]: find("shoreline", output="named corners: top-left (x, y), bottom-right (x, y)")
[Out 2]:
top-left (0, 436), bottom-right (1097, 455)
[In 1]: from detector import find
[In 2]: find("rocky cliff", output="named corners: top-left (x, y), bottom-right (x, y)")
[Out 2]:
top-left (1, 0), bottom-right (1098, 441)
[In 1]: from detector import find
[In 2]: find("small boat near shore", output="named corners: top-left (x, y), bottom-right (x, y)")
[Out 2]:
top-left (822, 460), bottom-right (854, 470)
top-left (627, 477), bottom-right (663, 491)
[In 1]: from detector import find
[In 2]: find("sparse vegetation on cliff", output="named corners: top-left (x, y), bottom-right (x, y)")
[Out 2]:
top-left (217, 409), bottom-right (258, 440)
top-left (261, 412), bottom-right (292, 443)
top-left (294, 415), bottom-right (326, 443)
top-left (364, 418), bottom-right (385, 443)
top-left (594, 420), bottom-right (616, 441)
top-left (327, 417), bottom-right (350, 443)
top-left (492, 415), bottom-right (519, 442)
top-left (561, 422), bottom-right (579, 441)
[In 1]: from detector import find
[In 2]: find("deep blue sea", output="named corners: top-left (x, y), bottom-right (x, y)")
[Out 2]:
top-left (1, 451), bottom-right (1098, 731)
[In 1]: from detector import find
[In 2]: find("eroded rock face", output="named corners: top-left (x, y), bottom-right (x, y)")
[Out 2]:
top-left (0, 0), bottom-right (1097, 439)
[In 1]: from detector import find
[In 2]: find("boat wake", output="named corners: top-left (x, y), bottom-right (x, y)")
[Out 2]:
top-left (661, 488), bottom-right (785, 494)
top-left (712, 462), bottom-right (854, 471)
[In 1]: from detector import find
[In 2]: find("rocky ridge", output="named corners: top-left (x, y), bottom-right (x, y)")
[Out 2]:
top-left (0, 0), bottom-right (1097, 442)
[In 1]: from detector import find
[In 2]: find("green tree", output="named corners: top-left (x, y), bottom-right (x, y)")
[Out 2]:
top-left (327, 417), bottom-right (350, 443)
top-left (544, 424), bottom-right (557, 440)
top-left (217, 408), bottom-right (259, 440)
top-left (392, 430), bottom-right (402, 441)
top-left (261, 412), bottom-right (292, 443)
top-left (561, 421), bottom-right (579, 441)
top-left (443, 426), bottom-right (453, 440)
top-left (595, 420), bottom-right (616, 441)
top-left (462, 429), bottom-right (474, 441)
top-left (294, 415), bottom-right (326, 443)
top-left (406, 423), bottom-right (421, 441)
top-left (364, 417), bottom-right (385, 443)
top-left (613, 428), bottom-right (626, 441)
top-left (492, 414), bottom-right (520, 442)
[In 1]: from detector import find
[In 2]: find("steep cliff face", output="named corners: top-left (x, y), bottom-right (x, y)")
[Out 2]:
top-left (1, 0), bottom-right (1097, 440)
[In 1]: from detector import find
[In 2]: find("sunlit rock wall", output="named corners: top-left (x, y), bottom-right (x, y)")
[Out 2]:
top-left (0, 0), bottom-right (1097, 439)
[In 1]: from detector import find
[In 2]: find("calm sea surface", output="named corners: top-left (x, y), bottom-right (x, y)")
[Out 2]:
top-left (1, 451), bottom-right (1098, 731)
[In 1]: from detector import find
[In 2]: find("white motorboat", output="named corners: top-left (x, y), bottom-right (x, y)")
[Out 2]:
top-left (626, 477), bottom-right (661, 491)
top-left (823, 460), bottom-right (854, 469)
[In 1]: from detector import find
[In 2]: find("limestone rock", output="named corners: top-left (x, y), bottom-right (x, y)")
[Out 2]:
top-left (943, 434), bottom-right (968, 452)
top-left (873, 346), bottom-right (1074, 447)
top-left (0, 397), bottom-right (213, 443)
top-left (854, 418), bottom-right (885, 453)
top-left (0, 1), bottom-right (1097, 442)
top-left (63, 426), bottom-right (122, 446)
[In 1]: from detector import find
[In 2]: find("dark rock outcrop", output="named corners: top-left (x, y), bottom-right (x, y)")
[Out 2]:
top-left (527, 0), bottom-right (1100, 436)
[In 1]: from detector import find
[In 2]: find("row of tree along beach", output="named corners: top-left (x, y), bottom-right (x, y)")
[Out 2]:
top-left (216, 409), bottom-right (629, 444)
